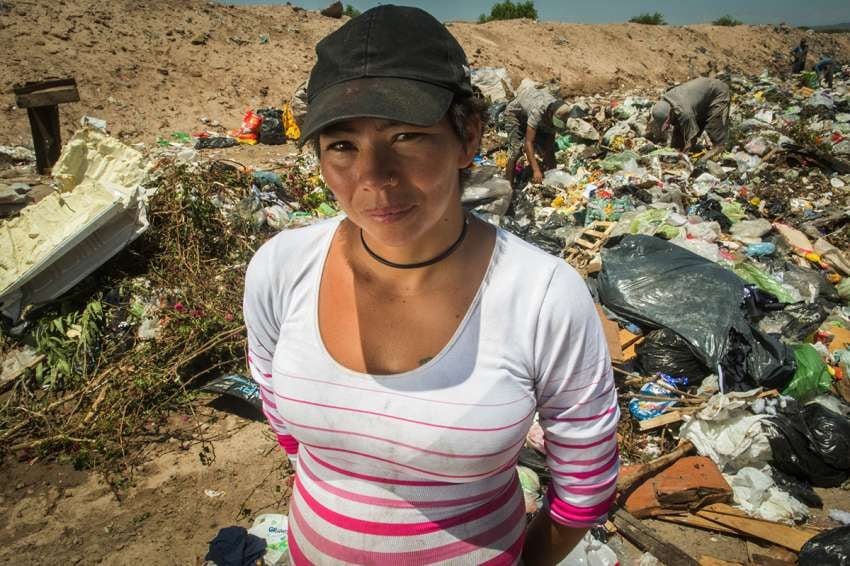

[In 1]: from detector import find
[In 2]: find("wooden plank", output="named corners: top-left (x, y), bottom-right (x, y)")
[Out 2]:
top-left (656, 513), bottom-right (739, 535)
top-left (619, 328), bottom-right (642, 348)
top-left (585, 229), bottom-right (607, 238)
top-left (15, 84), bottom-right (80, 108)
top-left (621, 337), bottom-right (644, 362)
top-left (596, 305), bottom-right (624, 363)
top-left (575, 238), bottom-right (596, 249)
top-left (699, 557), bottom-right (743, 566)
top-left (702, 504), bottom-right (822, 536)
top-left (612, 509), bottom-right (700, 566)
top-left (694, 510), bottom-right (815, 552)
top-left (13, 77), bottom-right (77, 95)
top-left (638, 410), bottom-right (684, 431)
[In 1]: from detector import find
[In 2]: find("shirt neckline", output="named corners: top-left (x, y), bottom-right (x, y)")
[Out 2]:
top-left (312, 216), bottom-right (503, 380)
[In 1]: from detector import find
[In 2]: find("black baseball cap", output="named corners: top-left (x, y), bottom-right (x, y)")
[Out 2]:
top-left (300, 5), bottom-right (474, 142)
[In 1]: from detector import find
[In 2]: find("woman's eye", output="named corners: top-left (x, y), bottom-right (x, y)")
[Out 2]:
top-left (395, 132), bottom-right (424, 143)
top-left (325, 141), bottom-right (354, 152)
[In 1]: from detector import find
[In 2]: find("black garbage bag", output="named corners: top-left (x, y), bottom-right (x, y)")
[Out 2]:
top-left (798, 526), bottom-right (850, 566)
top-left (598, 235), bottom-right (795, 390)
top-left (195, 136), bottom-right (238, 149)
top-left (806, 403), bottom-right (850, 469)
top-left (692, 196), bottom-right (732, 231)
top-left (256, 107), bottom-right (286, 145)
top-left (764, 402), bottom-right (850, 488)
top-left (769, 466), bottom-right (823, 508)
top-left (636, 328), bottom-right (710, 382)
top-left (758, 301), bottom-right (832, 342)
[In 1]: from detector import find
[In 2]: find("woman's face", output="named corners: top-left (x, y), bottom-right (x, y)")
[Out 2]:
top-left (318, 116), bottom-right (478, 247)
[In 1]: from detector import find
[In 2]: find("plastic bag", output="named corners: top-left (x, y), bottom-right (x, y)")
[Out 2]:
top-left (557, 532), bottom-right (619, 566)
top-left (723, 466), bottom-right (810, 523)
top-left (517, 465), bottom-right (542, 513)
top-left (599, 236), bottom-right (795, 390)
top-left (733, 262), bottom-right (796, 304)
top-left (765, 402), bottom-right (850, 487)
top-left (257, 108), bottom-right (287, 145)
top-left (585, 197), bottom-right (633, 226)
top-left (248, 514), bottom-right (290, 565)
top-left (798, 526), bottom-right (850, 566)
top-left (691, 197), bottom-right (732, 231)
top-left (636, 328), bottom-right (710, 381)
top-left (629, 380), bottom-right (679, 420)
top-left (195, 136), bottom-right (238, 150)
top-left (746, 242), bottom-right (776, 257)
top-left (782, 344), bottom-right (834, 400)
top-left (721, 201), bottom-right (746, 224)
top-left (839, 278), bottom-right (850, 302)
top-left (730, 218), bottom-right (772, 241)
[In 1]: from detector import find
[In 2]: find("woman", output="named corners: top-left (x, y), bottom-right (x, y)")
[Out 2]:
top-left (243, 6), bottom-right (619, 564)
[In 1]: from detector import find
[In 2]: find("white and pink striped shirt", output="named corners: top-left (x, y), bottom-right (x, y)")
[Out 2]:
top-left (243, 217), bottom-right (619, 565)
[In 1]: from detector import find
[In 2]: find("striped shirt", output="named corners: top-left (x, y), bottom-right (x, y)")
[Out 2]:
top-left (243, 217), bottom-right (619, 565)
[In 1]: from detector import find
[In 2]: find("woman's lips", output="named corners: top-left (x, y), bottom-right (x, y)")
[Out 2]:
top-left (365, 204), bottom-right (416, 223)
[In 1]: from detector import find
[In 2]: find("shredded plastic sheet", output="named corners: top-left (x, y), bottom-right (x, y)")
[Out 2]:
top-left (723, 466), bottom-right (810, 524)
top-left (680, 391), bottom-right (773, 472)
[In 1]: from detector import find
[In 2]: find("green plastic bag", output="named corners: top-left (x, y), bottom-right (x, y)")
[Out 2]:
top-left (599, 150), bottom-right (640, 173)
top-left (782, 344), bottom-right (833, 400)
top-left (732, 262), bottom-right (796, 304)
top-left (628, 208), bottom-right (681, 239)
top-left (555, 134), bottom-right (572, 151)
top-left (721, 201), bottom-right (746, 224)
top-left (801, 70), bottom-right (819, 89)
top-left (837, 278), bottom-right (850, 302)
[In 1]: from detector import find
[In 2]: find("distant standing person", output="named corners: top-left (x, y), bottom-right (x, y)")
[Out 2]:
top-left (503, 84), bottom-right (569, 186)
top-left (791, 39), bottom-right (808, 74)
top-left (647, 77), bottom-right (730, 162)
top-left (815, 54), bottom-right (835, 89)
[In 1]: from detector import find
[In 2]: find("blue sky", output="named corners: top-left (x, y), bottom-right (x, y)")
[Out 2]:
top-left (225, 0), bottom-right (850, 26)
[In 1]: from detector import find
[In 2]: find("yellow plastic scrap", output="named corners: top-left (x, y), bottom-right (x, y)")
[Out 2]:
top-left (551, 195), bottom-right (565, 208)
top-left (753, 91), bottom-right (765, 103)
top-left (282, 103), bottom-right (301, 141)
top-left (493, 150), bottom-right (508, 170)
top-left (308, 174), bottom-right (324, 187)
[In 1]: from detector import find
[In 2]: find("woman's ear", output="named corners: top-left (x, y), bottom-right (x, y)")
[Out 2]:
top-left (458, 114), bottom-right (483, 168)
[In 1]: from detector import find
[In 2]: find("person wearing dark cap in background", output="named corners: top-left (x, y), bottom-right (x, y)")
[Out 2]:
top-left (792, 39), bottom-right (809, 74)
top-left (243, 5), bottom-right (618, 565)
top-left (503, 84), bottom-right (571, 186)
top-left (647, 76), bottom-right (731, 163)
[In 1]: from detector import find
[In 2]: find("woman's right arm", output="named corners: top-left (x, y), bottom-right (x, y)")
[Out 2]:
top-left (243, 249), bottom-right (299, 464)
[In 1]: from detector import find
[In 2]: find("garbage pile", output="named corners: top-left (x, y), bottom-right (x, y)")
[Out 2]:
top-left (471, 66), bottom-right (850, 564)
top-left (3, 62), bottom-right (850, 564)
top-left (0, 126), bottom-right (336, 477)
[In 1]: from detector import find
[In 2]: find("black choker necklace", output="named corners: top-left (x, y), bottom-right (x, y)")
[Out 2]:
top-left (360, 216), bottom-right (470, 269)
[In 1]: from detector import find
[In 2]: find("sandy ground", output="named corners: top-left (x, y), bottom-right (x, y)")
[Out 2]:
top-left (3, 1), bottom-right (850, 563)
top-left (3, 0), bottom-right (850, 148)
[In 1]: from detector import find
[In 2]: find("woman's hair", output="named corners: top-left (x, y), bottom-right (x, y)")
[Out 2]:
top-left (310, 93), bottom-right (489, 179)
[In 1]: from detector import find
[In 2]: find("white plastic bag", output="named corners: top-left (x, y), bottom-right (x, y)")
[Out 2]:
top-left (557, 532), bottom-right (619, 566)
top-left (248, 514), bottom-right (290, 565)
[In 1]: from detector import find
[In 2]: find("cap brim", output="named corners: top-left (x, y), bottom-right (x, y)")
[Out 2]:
top-left (300, 77), bottom-right (454, 142)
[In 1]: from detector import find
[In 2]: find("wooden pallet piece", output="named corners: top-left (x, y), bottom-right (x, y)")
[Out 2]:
top-left (564, 221), bottom-right (616, 275)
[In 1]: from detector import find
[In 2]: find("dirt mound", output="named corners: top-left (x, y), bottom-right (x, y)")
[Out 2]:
top-left (2, 0), bottom-right (850, 146)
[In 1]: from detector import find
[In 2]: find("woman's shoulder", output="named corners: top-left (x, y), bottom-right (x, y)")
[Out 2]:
top-left (246, 216), bottom-right (341, 286)
top-left (489, 225), bottom-right (589, 304)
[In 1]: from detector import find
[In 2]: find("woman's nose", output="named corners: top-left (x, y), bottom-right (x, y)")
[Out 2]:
top-left (355, 145), bottom-right (399, 191)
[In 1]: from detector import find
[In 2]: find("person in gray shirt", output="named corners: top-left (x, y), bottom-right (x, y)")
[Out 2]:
top-left (647, 77), bottom-right (730, 163)
top-left (503, 85), bottom-right (569, 186)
